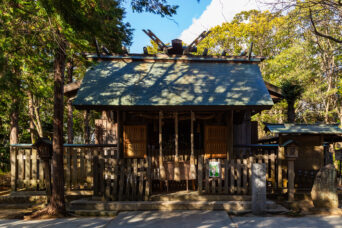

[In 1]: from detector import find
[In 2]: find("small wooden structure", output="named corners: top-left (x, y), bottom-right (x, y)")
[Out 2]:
top-left (266, 123), bottom-right (342, 192)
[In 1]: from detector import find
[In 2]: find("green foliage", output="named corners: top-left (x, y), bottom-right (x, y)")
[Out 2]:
top-left (280, 79), bottom-right (303, 104)
top-left (0, 0), bottom-right (179, 148)
top-left (197, 10), bottom-right (292, 57)
top-left (130, 0), bottom-right (178, 17)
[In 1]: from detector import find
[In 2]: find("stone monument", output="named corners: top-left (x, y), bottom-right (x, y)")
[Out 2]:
top-left (252, 163), bottom-right (266, 215)
top-left (311, 164), bottom-right (338, 209)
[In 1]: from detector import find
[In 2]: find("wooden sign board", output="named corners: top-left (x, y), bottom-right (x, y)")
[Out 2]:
top-left (209, 161), bottom-right (220, 178)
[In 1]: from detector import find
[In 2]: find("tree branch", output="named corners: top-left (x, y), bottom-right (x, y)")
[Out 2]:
top-left (309, 9), bottom-right (342, 43)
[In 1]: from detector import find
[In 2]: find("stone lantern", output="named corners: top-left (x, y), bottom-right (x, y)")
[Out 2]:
top-left (285, 143), bottom-right (298, 159)
top-left (282, 140), bottom-right (299, 201)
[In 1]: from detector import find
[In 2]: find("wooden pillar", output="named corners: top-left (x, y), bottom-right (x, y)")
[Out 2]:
top-left (117, 111), bottom-right (121, 159)
top-left (174, 112), bottom-right (180, 181)
top-left (159, 111), bottom-right (166, 180)
top-left (226, 110), bottom-right (233, 160)
top-left (288, 159), bottom-right (295, 201)
top-left (84, 110), bottom-right (90, 144)
top-left (67, 99), bottom-right (74, 144)
top-left (277, 146), bottom-right (285, 191)
top-left (189, 111), bottom-right (196, 180)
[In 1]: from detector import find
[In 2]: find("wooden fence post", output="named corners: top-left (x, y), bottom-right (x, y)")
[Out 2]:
top-left (198, 155), bottom-right (203, 194)
top-left (205, 158), bottom-right (209, 194)
top-left (31, 149), bottom-right (38, 189)
top-left (10, 147), bottom-right (17, 191)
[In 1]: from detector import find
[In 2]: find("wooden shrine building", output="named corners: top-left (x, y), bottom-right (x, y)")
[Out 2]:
top-left (66, 40), bottom-right (280, 199)
top-left (10, 33), bottom-right (288, 201)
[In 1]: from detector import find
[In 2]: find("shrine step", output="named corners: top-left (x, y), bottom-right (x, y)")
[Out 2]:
top-left (150, 191), bottom-right (251, 201)
top-left (70, 210), bottom-right (119, 217)
top-left (69, 199), bottom-right (278, 212)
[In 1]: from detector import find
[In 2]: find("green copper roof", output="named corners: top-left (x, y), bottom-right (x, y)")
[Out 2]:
top-left (73, 60), bottom-right (274, 107)
top-left (266, 124), bottom-right (342, 134)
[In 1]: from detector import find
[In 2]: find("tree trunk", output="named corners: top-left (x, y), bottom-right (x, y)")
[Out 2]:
top-left (287, 101), bottom-right (295, 123)
top-left (48, 40), bottom-right (67, 215)
top-left (66, 60), bottom-right (74, 144)
top-left (28, 93), bottom-right (36, 143)
top-left (28, 91), bottom-right (43, 141)
top-left (10, 99), bottom-right (19, 146)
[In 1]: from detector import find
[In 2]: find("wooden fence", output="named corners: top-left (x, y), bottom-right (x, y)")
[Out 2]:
top-left (10, 145), bottom-right (45, 190)
top-left (97, 158), bottom-right (151, 201)
top-left (234, 145), bottom-right (279, 190)
top-left (10, 144), bottom-right (116, 191)
top-left (197, 156), bottom-right (249, 195)
top-left (197, 145), bottom-right (280, 195)
top-left (10, 143), bottom-right (293, 198)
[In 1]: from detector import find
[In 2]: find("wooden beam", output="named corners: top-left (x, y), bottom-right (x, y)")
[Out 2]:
top-left (117, 111), bottom-right (121, 159)
top-left (189, 111), bottom-right (196, 180)
top-left (142, 29), bottom-right (168, 51)
top-left (84, 110), bottom-right (90, 144)
top-left (183, 30), bottom-right (211, 54)
top-left (159, 111), bottom-right (166, 180)
top-left (174, 112), bottom-right (180, 181)
top-left (63, 80), bottom-right (81, 97)
top-left (74, 105), bottom-right (273, 112)
top-left (226, 111), bottom-right (234, 160)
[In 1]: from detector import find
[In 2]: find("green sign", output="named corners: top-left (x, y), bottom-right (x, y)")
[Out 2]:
top-left (209, 161), bottom-right (220, 178)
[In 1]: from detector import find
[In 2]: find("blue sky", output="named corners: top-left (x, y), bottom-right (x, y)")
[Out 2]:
top-left (122, 0), bottom-right (210, 53)
top-left (122, 0), bottom-right (268, 53)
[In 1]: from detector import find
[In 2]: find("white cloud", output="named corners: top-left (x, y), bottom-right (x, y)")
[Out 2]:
top-left (179, 0), bottom-right (271, 44)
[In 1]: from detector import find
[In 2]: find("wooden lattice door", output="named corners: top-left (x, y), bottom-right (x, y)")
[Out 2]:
top-left (123, 125), bottom-right (147, 158)
top-left (95, 119), bottom-right (117, 144)
top-left (204, 125), bottom-right (227, 158)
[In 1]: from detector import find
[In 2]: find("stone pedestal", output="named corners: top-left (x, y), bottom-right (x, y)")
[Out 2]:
top-left (311, 164), bottom-right (338, 209)
top-left (252, 163), bottom-right (266, 215)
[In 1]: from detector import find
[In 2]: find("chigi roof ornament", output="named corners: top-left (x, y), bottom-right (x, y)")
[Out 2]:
top-left (142, 29), bottom-right (210, 55)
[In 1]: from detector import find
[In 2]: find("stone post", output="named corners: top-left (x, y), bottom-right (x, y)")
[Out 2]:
top-left (252, 163), bottom-right (266, 215)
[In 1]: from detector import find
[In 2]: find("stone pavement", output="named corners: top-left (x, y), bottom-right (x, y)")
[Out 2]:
top-left (108, 210), bottom-right (231, 228)
top-left (0, 217), bottom-right (112, 228)
top-left (0, 212), bottom-right (341, 228)
top-left (231, 215), bottom-right (342, 228)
